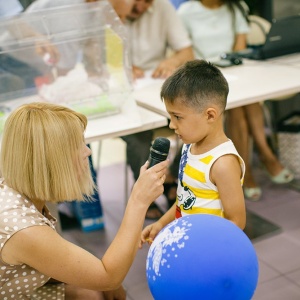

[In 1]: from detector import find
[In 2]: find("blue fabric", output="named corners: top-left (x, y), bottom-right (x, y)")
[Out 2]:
top-left (0, 0), bottom-right (23, 18)
top-left (169, 0), bottom-right (188, 9)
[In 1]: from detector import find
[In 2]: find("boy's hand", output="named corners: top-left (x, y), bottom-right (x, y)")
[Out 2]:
top-left (139, 221), bottom-right (164, 248)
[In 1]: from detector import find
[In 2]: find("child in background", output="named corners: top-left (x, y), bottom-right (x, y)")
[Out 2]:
top-left (140, 60), bottom-right (246, 246)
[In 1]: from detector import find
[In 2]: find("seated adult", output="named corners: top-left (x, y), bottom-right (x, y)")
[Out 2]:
top-left (122, 0), bottom-right (194, 219)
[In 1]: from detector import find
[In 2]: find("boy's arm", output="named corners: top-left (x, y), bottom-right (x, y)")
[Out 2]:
top-left (140, 204), bottom-right (176, 247)
top-left (157, 202), bottom-right (177, 228)
top-left (210, 154), bottom-right (246, 230)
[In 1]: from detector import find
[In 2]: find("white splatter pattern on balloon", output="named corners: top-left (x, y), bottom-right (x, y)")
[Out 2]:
top-left (146, 218), bottom-right (192, 280)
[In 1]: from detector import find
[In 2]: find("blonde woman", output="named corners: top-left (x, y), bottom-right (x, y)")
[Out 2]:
top-left (0, 103), bottom-right (168, 300)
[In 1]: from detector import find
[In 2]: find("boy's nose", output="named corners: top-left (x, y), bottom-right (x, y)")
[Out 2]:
top-left (169, 120), bottom-right (175, 130)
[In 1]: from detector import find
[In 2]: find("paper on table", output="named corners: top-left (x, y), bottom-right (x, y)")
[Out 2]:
top-left (133, 69), bottom-right (238, 90)
top-left (133, 70), bottom-right (165, 90)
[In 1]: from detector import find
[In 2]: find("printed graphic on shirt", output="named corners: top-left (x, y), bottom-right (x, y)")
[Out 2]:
top-left (178, 184), bottom-right (196, 210)
top-left (177, 145), bottom-right (197, 218)
top-left (175, 143), bottom-right (229, 219)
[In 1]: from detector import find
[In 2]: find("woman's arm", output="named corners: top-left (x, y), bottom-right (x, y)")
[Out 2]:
top-left (233, 33), bottom-right (247, 51)
top-left (2, 160), bottom-right (169, 291)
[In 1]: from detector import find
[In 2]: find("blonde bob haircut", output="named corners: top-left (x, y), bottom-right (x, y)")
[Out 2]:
top-left (0, 102), bottom-right (94, 202)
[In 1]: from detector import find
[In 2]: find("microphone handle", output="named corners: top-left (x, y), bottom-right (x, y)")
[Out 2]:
top-left (148, 157), bottom-right (166, 168)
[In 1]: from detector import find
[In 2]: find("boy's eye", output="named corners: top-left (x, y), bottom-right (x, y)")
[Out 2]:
top-left (174, 115), bottom-right (181, 120)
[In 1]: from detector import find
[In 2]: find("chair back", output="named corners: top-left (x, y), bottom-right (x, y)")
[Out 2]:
top-left (247, 15), bottom-right (271, 46)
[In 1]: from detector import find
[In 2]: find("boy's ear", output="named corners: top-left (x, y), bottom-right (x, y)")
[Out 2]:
top-left (205, 107), bottom-right (218, 122)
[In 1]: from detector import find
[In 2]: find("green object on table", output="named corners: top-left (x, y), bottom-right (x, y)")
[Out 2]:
top-left (70, 94), bottom-right (120, 118)
top-left (0, 106), bottom-right (11, 135)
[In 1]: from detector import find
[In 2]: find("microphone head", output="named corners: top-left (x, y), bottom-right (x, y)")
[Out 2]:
top-left (152, 137), bottom-right (170, 154)
top-left (148, 137), bottom-right (170, 168)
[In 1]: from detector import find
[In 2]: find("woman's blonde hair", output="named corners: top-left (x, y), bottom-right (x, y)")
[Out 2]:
top-left (0, 102), bottom-right (94, 202)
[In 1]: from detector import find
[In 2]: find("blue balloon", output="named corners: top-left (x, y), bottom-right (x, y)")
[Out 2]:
top-left (146, 214), bottom-right (259, 300)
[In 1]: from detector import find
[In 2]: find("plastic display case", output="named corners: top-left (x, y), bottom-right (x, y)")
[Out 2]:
top-left (0, 0), bottom-right (132, 130)
top-left (0, 1), bottom-right (134, 232)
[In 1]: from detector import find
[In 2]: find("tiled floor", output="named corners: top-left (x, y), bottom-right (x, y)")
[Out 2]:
top-left (61, 137), bottom-right (300, 300)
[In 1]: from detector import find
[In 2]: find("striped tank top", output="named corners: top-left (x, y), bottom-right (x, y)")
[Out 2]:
top-left (175, 140), bottom-right (245, 219)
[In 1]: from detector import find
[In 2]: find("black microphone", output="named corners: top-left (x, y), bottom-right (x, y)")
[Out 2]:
top-left (148, 137), bottom-right (170, 168)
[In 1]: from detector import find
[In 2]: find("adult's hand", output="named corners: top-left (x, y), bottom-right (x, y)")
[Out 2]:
top-left (35, 38), bottom-right (60, 65)
top-left (152, 46), bottom-right (194, 78)
top-left (132, 65), bottom-right (145, 79)
top-left (151, 58), bottom-right (178, 79)
top-left (14, 22), bottom-right (60, 64)
top-left (130, 160), bottom-right (168, 208)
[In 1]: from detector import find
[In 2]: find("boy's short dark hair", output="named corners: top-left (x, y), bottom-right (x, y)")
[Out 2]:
top-left (160, 60), bottom-right (229, 112)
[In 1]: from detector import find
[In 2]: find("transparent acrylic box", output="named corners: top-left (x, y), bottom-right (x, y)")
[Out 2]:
top-left (0, 0), bottom-right (133, 132)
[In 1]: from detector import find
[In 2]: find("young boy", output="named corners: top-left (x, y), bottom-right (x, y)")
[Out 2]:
top-left (140, 60), bottom-right (246, 247)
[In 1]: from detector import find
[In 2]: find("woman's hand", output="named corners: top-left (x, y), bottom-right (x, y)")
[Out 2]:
top-left (130, 160), bottom-right (169, 208)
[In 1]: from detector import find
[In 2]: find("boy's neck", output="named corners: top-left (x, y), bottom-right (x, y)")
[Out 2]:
top-left (191, 123), bottom-right (228, 155)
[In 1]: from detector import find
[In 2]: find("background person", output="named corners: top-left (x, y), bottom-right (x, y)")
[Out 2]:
top-left (0, 102), bottom-right (168, 300)
top-left (177, 0), bottom-right (294, 201)
top-left (126, 0), bottom-right (194, 79)
top-left (122, 0), bottom-right (194, 219)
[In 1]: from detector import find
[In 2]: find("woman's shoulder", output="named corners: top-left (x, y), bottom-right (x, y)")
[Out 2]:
top-left (233, 1), bottom-right (249, 16)
top-left (0, 180), bottom-right (22, 201)
top-left (0, 183), bottom-right (33, 220)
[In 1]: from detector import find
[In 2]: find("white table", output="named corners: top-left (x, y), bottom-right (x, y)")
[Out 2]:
top-left (0, 94), bottom-right (168, 143)
top-left (133, 56), bottom-right (300, 117)
top-left (84, 97), bottom-right (167, 143)
top-left (0, 94), bottom-right (167, 232)
top-left (268, 53), bottom-right (300, 68)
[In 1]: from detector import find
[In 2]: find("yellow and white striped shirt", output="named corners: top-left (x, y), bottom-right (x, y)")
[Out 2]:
top-left (175, 140), bottom-right (245, 219)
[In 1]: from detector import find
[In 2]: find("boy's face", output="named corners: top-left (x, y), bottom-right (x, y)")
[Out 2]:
top-left (164, 99), bottom-right (209, 145)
